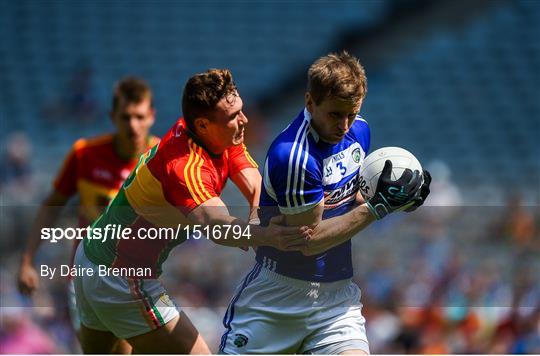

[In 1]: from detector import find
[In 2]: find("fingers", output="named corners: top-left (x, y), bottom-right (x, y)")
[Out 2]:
top-left (17, 265), bottom-right (39, 295)
top-left (423, 169), bottom-right (432, 186)
top-left (271, 225), bottom-right (312, 251)
top-left (380, 160), bottom-right (393, 180)
top-left (420, 184), bottom-right (430, 201)
top-left (398, 168), bottom-right (413, 183)
top-left (417, 170), bottom-right (431, 201)
top-left (278, 225), bottom-right (311, 237)
top-left (279, 237), bottom-right (310, 251)
top-left (407, 170), bottom-right (422, 193)
top-left (409, 170), bottom-right (420, 185)
top-left (300, 226), bottom-right (313, 237)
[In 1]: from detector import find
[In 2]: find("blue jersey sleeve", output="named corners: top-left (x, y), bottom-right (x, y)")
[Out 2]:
top-left (263, 140), bottom-right (323, 215)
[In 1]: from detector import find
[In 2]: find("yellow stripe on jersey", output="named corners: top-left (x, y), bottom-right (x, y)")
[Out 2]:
top-left (77, 179), bottom-right (119, 221)
top-left (184, 139), bottom-right (202, 205)
top-left (189, 144), bottom-right (205, 202)
top-left (77, 179), bottom-right (118, 206)
top-left (194, 145), bottom-right (213, 200)
top-left (185, 140), bottom-right (212, 204)
top-left (124, 164), bottom-right (189, 227)
top-left (243, 144), bottom-right (259, 168)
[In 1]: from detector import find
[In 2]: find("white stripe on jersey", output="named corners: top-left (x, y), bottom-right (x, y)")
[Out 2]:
top-left (355, 116), bottom-right (367, 123)
top-left (299, 137), bottom-right (310, 205)
top-left (291, 123), bottom-right (309, 207)
top-left (285, 117), bottom-right (309, 208)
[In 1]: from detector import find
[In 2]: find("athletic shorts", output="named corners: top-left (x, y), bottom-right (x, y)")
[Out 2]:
top-left (73, 244), bottom-right (179, 339)
top-left (219, 263), bottom-right (369, 354)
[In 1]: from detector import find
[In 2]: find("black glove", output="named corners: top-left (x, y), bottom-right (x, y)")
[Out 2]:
top-left (405, 170), bottom-right (432, 212)
top-left (366, 160), bottom-right (422, 220)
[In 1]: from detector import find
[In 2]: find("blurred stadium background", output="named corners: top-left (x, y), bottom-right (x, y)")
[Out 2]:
top-left (1, 0), bottom-right (539, 353)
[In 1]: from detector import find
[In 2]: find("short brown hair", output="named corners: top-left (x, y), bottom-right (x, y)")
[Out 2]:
top-left (307, 51), bottom-right (367, 105)
top-left (112, 77), bottom-right (153, 113)
top-left (182, 69), bottom-right (237, 131)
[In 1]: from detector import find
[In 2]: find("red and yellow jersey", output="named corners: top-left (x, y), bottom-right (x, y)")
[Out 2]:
top-left (84, 118), bottom-right (258, 277)
top-left (54, 134), bottom-right (160, 226)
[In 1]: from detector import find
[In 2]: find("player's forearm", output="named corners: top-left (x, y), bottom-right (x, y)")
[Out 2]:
top-left (232, 168), bottom-right (261, 221)
top-left (304, 204), bottom-right (375, 255)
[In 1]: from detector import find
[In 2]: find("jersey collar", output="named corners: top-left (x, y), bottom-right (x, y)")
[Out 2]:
top-left (304, 108), bottom-right (320, 143)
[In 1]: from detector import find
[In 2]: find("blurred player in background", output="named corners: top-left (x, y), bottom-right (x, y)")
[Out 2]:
top-left (220, 52), bottom-right (431, 354)
top-left (73, 69), bottom-right (311, 354)
top-left (17, 77), bottom-right (160, 353)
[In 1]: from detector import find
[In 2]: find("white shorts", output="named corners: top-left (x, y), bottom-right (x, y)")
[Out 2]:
top-left (73, 244), bottom-right (179, 339)
top-left (220, 264), bottom-right (369, 354)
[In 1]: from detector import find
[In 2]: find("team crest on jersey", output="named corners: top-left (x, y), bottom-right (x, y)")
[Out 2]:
top-left (234, 333), bottom-right (248, 347)
top-left (352, 148), bottom-right (361, 163)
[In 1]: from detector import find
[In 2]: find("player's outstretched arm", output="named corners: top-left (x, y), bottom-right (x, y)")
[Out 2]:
top-left (299, 161), bottom-right (425, 256)
top-left (301, 204), bottom-right (375, 256)
top-left (18, 190), bottom-right (69, 295)
top-left (188, 197), bottom-right (310, 251)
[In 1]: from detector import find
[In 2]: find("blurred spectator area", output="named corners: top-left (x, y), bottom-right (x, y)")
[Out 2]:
top-left (2, 0), bottom-right (538, 202)
top-left (0, 0), bottom-right (388, 170)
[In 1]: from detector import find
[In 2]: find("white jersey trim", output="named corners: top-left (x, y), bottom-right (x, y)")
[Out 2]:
top-left (285, 111), bottom-right (310, 209)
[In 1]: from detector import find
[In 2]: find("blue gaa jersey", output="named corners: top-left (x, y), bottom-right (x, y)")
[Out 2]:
top-left (257, 108), bottom-right (370, 282)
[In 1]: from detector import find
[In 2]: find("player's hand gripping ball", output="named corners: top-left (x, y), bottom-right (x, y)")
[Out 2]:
top-left (359, 147), bottom-right (426, 219)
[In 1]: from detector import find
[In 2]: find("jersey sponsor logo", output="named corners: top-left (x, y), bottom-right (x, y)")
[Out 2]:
top-left (358, 175), bottom-right (370, 196)
top-left (330, 151), bottom-right (345, 162)
top-left (322, 143), bottom-right (364, 186)
top-left (324, 174), bottom-right (360, 206)
top-left (234, 334), bottom-right (248, 347)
